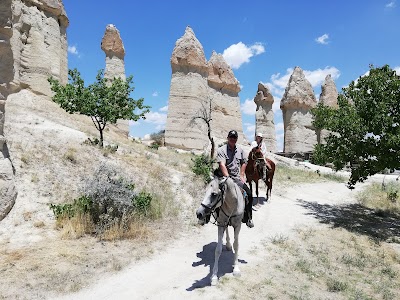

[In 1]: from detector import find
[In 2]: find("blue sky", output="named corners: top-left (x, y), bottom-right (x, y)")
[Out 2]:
top-left (64, 0), bottom-right (400, 151)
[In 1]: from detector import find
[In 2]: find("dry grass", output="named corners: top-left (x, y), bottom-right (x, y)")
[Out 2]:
top-left (356, 181), bottom-right (400, 215)
top-left (274, 164), bottom-right (347, 187)
top-left (220, 227), bottom-right (400, 300)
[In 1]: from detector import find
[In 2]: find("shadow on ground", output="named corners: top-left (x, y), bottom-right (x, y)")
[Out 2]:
top-left (297, 199), bottom-right (400, 242)
top-left (187, 242), bottom-right (247, 291)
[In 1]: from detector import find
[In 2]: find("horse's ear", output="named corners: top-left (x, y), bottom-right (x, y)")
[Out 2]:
top-left (213, 168), bottom-right (223, 178)
top-left (218, 176), bottom-right (228, 185)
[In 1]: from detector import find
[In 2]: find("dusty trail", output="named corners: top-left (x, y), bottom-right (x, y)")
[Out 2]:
top-left (55, 180), bottom-right (363, 300)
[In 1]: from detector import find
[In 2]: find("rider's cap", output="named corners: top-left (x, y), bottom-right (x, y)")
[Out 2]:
top-left (227, 130), bottom-right (238, 138)
top-left (256, 132), bottom-right (263, 138)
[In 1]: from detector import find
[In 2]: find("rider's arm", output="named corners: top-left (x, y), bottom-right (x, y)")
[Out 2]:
top-left (219, 161), bottom-right (230, 177)
top-left (240, 162), bottom-right (247, 183)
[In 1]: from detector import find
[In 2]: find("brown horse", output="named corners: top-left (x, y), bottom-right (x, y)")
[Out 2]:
top-left (245, 147), bottom-right (276, 206)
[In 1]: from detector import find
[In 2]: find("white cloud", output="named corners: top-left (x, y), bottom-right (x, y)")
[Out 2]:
top-left (143, 111), bottom-right (167, 125)
top-left (241, 98), bottom-right (256, 115)
top-left (159, 105), bottom-right (168, 112)
top-left (303, 67), bottom-right (340, 87)
top-left (386, 1), bottom-right (396, 8)
top-left (152, 91), bottom-right (159, 97)
top-left (315, 34), bottom-right (329, 45)
top-left (68, 45), bottom-right (79, 56)
top-left (394, 66), bottom-right (400, 75)
top-left (243, 123), bottom-right (256, 142)
top-left (222, 42), bottom-right (265, 69)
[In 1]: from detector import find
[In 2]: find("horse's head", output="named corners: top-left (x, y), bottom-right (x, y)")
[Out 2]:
top-left (196, 176), bottom-right (227, 225)
top-left (249, 146), bottom-right (264, 161)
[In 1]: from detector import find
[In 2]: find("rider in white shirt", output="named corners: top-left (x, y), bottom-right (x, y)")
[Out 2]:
top-left (250, 133), bottom-right (272, 181)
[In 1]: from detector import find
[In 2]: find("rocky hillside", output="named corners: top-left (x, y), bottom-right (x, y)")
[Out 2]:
top-left (0, 89), bottom-right (205, 299)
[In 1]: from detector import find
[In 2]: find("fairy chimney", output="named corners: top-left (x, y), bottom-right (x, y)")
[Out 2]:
top-left (101, 24), bottom-right (126, 81)
top-left (280, 66), bottom-right (317, 153)
top-left (165, 26), bottom-right (245, 152)
top-left (101, 24), bottom-right (128, 136)
top-left (1, 0), bottom-right (69, 221)
top-left (318, 74), bottom-right (338, 144)
top-left (206, 51), bottom-right (243, 147)
top-left (254, 83), bottom-right (277, 152)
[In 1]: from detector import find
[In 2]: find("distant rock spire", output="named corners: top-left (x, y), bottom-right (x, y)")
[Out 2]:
top-left (101, 24), bottom-right (126, 80)
top-left (318, 74), bottom-right (338, 144)
top-left (319, 74), bottom-right (338, 108)
top-left (254, 83), bottom-right (276, 152)
top-left (280, 66), bottom-right (317, 153)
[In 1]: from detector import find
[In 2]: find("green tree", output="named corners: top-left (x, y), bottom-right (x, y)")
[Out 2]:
top-left (48, 69), bottom-right (150, 147)
top-left (312, 65), bottom-right (400, 188)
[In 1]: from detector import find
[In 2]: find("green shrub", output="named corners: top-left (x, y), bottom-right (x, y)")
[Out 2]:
top-left (132, 191), bottom-right (153, 216)
top-left (49, 196), bottom-right (93, 219)
top-left (149, 143), bottom-right (160, 150)
top-left (191, 154), bottom-right (215, 183)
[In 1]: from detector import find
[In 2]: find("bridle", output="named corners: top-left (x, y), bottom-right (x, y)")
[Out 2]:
top-left (202, 178), bottom-right (240, 227)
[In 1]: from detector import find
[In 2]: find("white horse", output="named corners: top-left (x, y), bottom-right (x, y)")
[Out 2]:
top-left (196, 176), bottom-right (245, 286)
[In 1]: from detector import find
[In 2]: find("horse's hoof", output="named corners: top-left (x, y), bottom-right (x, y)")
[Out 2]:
top-left (225, 245), bottom-right (232, 251)
top-left (233, 269), bottom-right (241, 277)
top-left (211, 277), bottom-right (218, 286)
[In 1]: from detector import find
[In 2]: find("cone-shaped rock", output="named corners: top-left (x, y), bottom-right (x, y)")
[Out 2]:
top-left (101, 24), bottom-right (128, 136)
top-left (207, 51), bottom-right (240, 95)
top-left (101, 24), bottom-right (126, 81)
top-left (254, 83), bottom-right (276, 152)
top-left (206, 51), bottom-right (243, 148)
top-left (280, 66), bottom-right (317, 153)
top-left (318, 74), bottom-right (338, 144)
top-left (170, 26), bottom-right (208, 76)
top-left (165, 26), bottom-right (244, 152)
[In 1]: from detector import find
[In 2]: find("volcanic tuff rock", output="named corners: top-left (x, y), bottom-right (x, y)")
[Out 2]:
top-left (254, 83), bottom-right (277, 152)
top-left (207, 51), bottom-right (240, 95)
top-left (280, 66), bottom-right (317, 153)
top-left (318, 74), bottom-right (338, 144)
top-left (101, 24), bottom-right (128, 136)
top-left (0, 0), bottom-right (68, 220)
top-left (101, 24), bottom-right (126, 81)
top-left (165, 26), bottom-right (244, 152)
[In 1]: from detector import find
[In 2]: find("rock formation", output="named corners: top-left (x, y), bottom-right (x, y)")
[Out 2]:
top-left (165, 26), bottom-right (244, 152)
top-left (253, 83), bottom-right (277, 152)
top-left (0, 0), bottom-right (68, 221)
top-left (101, 24), bottom-right (128, 137)
top-left (101, 24), bottom-right (126, 81)
top-left (318, 74), bottom-right (338, 144)
top-left (280, 66), bottom-right (317, 153)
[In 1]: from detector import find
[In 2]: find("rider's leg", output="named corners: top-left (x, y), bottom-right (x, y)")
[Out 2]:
top-left (242, 183), bottom-right (254, 228)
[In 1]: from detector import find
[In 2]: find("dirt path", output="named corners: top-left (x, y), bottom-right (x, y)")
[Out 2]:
top-left (54, 180), bottom-right (367, 300)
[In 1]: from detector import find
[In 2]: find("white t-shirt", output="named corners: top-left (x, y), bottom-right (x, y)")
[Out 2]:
top-left (251, 141), bottom-right (267, 156)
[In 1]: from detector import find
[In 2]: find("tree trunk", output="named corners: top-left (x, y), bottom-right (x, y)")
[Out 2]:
top-left (99, 129), bottom-right (104, 147)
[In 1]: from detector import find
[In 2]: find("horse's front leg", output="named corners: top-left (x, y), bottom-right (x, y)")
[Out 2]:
top-left (211, 226), bottom-right (225, 286)
top-left (225, 226), bottom-right (232, 251)
top-left (232, 224), bottom-right (241, 277)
